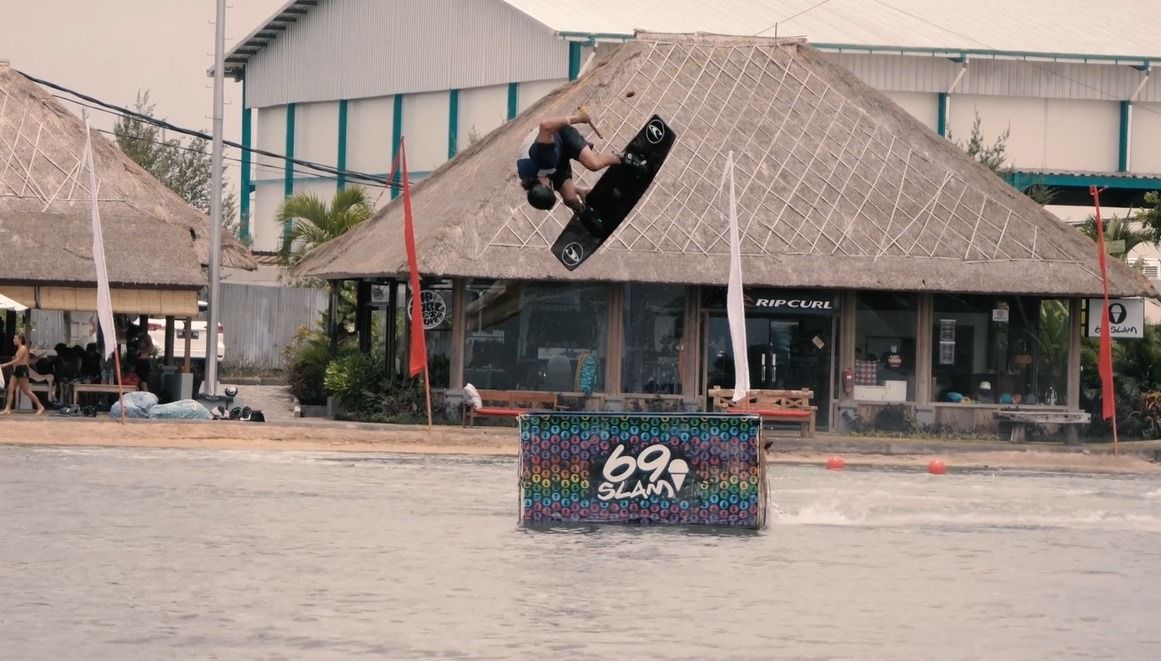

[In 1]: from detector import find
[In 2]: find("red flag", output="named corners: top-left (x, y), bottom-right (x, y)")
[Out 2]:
top-left (399, 139), bottom-right (427, 378)
top-left (1091, 186), bottom-right (1115, 421)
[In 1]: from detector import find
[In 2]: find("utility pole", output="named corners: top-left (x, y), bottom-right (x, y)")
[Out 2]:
top-left (205, 0), bottom-right (226, 397)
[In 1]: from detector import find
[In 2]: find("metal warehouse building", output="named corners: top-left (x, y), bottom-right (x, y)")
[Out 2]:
top-left (225, 0), bottom-right (1161, 255)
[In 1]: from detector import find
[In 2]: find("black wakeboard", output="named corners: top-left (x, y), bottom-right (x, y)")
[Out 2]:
top-left (551, 115), bottom-right (676, 271)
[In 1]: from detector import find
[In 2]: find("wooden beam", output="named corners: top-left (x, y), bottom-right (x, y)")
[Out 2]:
top-left (915, 293), bottom-right (933, 404)
top-left (1067, 297), bottom-right (1082, 408)
top-left (449, 278), bottom-right (466, 390)
top-left (838, 290), bottom-right (857, 402)
top-left (605, 284), bottom-right (624, 395)
top-left (683, 286), bottom-right (702, 400)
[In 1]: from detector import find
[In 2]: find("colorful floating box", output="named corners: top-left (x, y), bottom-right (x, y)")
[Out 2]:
top-left (518, 412), bottom-right (767, 529)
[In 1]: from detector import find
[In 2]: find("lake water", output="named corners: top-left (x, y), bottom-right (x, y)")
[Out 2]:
top-left (2, 445), bottom-right (1160, 660)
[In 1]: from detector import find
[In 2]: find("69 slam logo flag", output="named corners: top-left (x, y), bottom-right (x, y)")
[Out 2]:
top-left (518, 413), bottom-right (767, 528)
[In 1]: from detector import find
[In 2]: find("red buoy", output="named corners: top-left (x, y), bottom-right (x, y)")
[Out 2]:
top-left (928, 459), bottom-right (947, 475)
top-left (825, 456), bottom-right (845, 471)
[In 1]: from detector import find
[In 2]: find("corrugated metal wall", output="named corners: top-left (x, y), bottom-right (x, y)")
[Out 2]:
top-left (246, 0), bottom-right (570, 109)
top-left (828, 53), bottom-right (1161, 103)
top-left (219, 283), bottom-right (329, 369)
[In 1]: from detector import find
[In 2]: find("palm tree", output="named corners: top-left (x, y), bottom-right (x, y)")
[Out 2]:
top-left (1078, 214), bottom-right (1153, 261)
top-left (276, 186), bottom-right (373, 268)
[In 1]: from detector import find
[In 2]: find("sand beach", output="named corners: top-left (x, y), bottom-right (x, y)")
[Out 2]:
top-left (1, 414), bottom-right (1158, 475)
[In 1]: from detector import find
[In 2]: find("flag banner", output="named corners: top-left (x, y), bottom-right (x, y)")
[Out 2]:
top-left (1091, 186), bottom-right (1115, 421)
top-left (724, 151), bottom-right (750, 402)
top-left (400, 139), bottom-right (427, 378)
top-left (83, 117), bottom-right (118, 360)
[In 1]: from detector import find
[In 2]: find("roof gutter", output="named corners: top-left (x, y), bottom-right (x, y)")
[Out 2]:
top-left (554, 33), bottom-right (1161, 66)
top-left (812, 43), bottom-right (1161, 67)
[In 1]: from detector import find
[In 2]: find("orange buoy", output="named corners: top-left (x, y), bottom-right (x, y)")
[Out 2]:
top-left (825, 456), bottom-right (845, 471)
top-left (928, 459), bottom-right (947, 475)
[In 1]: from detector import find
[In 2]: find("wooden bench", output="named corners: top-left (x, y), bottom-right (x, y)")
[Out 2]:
top-left (993, 407), bottom-right (1091, 443)
top-left (710, 387), bottom-right (817, 438)
top-left (463, 390), bottom-right (560, 426)
top-left (72, 383), bottom-right (129, 407)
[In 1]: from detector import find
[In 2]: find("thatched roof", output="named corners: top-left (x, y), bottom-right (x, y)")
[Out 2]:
top-left (295, 33), bottom-right (1153, 298)
top-left (0, 210), bottom-right (202, 288)
top-left (0, 63), bottom-right (256, 272)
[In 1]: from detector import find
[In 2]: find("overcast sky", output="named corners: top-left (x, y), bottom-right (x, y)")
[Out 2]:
top-left (2, 0), bottom-right (285, 148)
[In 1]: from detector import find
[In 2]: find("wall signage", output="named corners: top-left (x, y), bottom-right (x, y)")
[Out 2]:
top-left (1087, 297), bottom-right (1144, 339)
top-left (406, 290), bottom-right (448, 329)
top-left (703, 289), bottom-right (836, 315)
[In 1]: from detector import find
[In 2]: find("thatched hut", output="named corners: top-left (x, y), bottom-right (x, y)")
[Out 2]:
top-left (0, 61), bottom-right (255, 323)
top-left (293, 33), bottom-right (1154, 433)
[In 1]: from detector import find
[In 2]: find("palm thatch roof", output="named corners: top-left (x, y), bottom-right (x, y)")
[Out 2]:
top-left (0, 210), bottom-right (202, 288)
top-left (0, 62), bottom-right (256, 274)
top-left (295, 32), bottom-right (1153, 298)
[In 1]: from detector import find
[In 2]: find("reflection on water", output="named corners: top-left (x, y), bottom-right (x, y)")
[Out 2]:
top-left (2, 446), bottom-right (1160, 660)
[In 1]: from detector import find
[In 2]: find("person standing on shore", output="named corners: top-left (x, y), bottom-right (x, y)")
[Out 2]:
top-left (1, 334), bottom-right (46, 415)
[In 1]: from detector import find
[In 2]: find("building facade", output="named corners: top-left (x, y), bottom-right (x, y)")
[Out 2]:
top-left (228, 2), bottom-right (1161, 429)
top-left (227, 0), bottom-right (1161, 257)
top-left (288, 33), bottom-right (1153, 433)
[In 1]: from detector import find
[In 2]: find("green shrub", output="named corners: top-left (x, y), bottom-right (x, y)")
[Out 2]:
top-left (324, 351), bottom-right (386, 410)
top-left (283, 327), bottom-right (332, 405)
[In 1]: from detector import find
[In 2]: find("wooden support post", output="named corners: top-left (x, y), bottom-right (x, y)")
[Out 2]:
top-left (386, 279), bottom-right (398, 380)
top-left (605, 284), bottom-right (624, 396)
top-left (838, 290), bottom-right (857, 402)
top-left (356, 280), bottom-right (371, 354)
top-left (915, 293), bottom-right (933, 404)
top-left (164, 316), bottom-right (175, 366)
top-left (682, 286), bottom-right (702, 402)
top-left (449, 278), bottom-right (466, 391)
top-left (1067, 298), bottom-right (1082, 409)
top-left (327, 280), bottom-right (340, 355)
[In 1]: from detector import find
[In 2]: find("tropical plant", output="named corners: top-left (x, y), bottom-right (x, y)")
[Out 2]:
top-left (1135, 191), bottom-right (1161, 244)
top-left (324, 350), bottom-right (386, 410)
top-left (1078, 215), bottom-right (1153, 261)
top-left (1081, 323), bottom-right (1161, 439)
top-left (275, 186), bottom-right (373, 268)
top-left (282, 326), bottom-right (334, 406)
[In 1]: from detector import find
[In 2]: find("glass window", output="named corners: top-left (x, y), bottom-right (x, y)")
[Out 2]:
top-left (932, 295), bottom-right (1062, 405)
top-left (463, 280), bottom-right (609, 391)
top-left (855, 292), bottom-right (917, 401)
top-left (622, 284), bottom-right (685, 394)
top-left (416, 279), bottom-right (453, 388)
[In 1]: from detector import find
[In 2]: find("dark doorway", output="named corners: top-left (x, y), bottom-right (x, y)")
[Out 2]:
top-left (705, 314), bottom-right (833, 429)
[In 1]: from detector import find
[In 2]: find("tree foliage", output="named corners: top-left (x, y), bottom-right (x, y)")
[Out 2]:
top-left (113, 90), bottom-right (240, 238)
top-left (275, 186), bottom-right (373, 268)
top-left (948, 113), bottom-right (1011, 177)
top-left (1136, 191), bottom-right (1161, 244)
top-left (1078, 214), bottom-right (1154, 261)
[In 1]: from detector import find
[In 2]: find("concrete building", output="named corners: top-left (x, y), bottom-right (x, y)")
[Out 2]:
top-left (225, 0), bottom-right (1161, 258)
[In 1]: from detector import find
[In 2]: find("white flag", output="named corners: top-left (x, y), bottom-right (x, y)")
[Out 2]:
top-left (724, 151), bottom-right (750, 402)
top-left (83, 116), bottom-right (118, 359)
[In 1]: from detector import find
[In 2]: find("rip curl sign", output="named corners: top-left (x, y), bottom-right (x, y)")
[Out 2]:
top-left (518, 413), bottom-right (766, 528)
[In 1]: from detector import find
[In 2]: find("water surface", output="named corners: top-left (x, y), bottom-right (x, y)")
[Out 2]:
top-left (2, 446), bottom-right (1159, 660)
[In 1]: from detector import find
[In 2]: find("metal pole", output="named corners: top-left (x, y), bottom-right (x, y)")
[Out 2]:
top-left (205, 0), bottom-right (226, 397)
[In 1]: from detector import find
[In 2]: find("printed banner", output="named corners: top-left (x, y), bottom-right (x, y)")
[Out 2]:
top-left (519, 413), bottom-right (767, 528)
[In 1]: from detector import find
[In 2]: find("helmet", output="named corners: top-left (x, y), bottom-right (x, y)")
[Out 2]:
top-left (224, 385), bottom-right (238, 397)
top-left (527, 184), bottom-right (556, 211)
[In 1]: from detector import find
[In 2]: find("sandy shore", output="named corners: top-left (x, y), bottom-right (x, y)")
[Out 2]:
top-left (1, 416), bottom-right (1159, 475)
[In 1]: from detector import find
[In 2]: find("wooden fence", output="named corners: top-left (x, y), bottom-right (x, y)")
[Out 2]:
top-left (219, 283), bottom-right (329, 369)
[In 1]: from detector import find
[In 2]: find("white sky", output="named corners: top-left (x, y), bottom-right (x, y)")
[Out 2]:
top-left (2, 0), bottom-right (285, 160)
